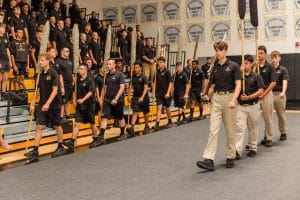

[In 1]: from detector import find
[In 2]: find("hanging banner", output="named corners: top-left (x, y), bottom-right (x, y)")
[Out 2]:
top-left (163, 1), bottom-right (180, 21)
top-left (186, 0), bottom-right (205, 19)
top-left (164, 25), bottom-right (180, 43)
top-left (211, 20), bottom-right (230, 41)
top-left (122, 6), bottom-right (137, 24)
top-left (210, 0), bottom-right (230, 17)
top-left (265, 0), bottom-right (286, 12)
top-left (141, 4), bottom-right (158, 22)
top-left (103, 7), bottom-right (118, 25)
top-left (295, 15), bottom-right (300, 36)
top-left (237, 19), bottom-right (255, 40)
top-left (264, 16), bottom-right (287, 38)
top-left (295, 0), bottom-right (300, 9)
top-left (187, 23), bottom-right (205, 42)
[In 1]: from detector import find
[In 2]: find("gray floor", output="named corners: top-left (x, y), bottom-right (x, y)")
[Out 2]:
top-left (0, 113), bottom-right (300, 200)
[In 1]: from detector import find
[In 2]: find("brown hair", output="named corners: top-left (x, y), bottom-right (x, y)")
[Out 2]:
top-left (271, 50), bottom-right (281, 58)
top-left (39, 52), bottom-right (51, 60)
top-left (213, 41), bottom-right (228, 51)
top-left (157, 56), bottom-right (166, 62)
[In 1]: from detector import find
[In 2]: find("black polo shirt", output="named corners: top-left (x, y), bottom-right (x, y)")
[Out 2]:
top-left (259, 61), bottom-right (277, 89)
top-left (136, 39), bottom-right (144, 61)
top-left (27, 19), bottom-right (38, 43)
top-left (49, 24), bottom-right (57, 43)
top-left (64, 26), bottom-right (72, 44)
top-left (80, 41), bottom-right (89, 60)
top-left (174, 71), bottom-right (188, 96)
top-left (132, 73), bottom-right (148, 97)
top-left (50, 60), bottom-right (62, 75)
top-left (56, 57), bottom-right (73, 87)
top-left (117, 37), bottom-right (129, 58)
top-left (142, 45), bottom-right (156, 63)
top-left (191, 68), bottom-right (205, 91)
top-left (88, 17), bottom-right (99, 32)
top-left (201, 63), bottom-right (210, 79)
top-left (55, 29), bottom-right (68, 51)
top-left (239, 72), bottom-right (265, 105)
top-left (10, 39), bottom-right (29, 62)
top-left (9, 15), bottom-right (27, 31)
top-left (76, 75), bottom-right (96, 111)
top-left (0, 36), bottom-right (9, 61)
top-left (98, 27), bottom-right (107, 47)
top-left (38, 67), bottom-right (61, 109)
top-left (88, 40), bottom-right (102, 63)
top-left (183, 66), bottom-right (191, 78)
top-left (49, 9), bottom-right (62, 20)
top-left (105, 70), bottom-right (125, 102)
top-left (31, 39), bottom-right (40, 60)
top-left (95, 74), bottom-right (104, 92)
top-left (273, 66), bottom-right (289, 92)
top-left (155, 68), bottom-right (173, 97)
top-left (37, 11), bottom-right (48, 24)
top-left (213, 59), bottom-right (242, 92)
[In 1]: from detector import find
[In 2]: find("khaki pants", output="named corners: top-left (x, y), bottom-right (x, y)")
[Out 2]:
top-left (235, 104), bottom-right (260, 154)
top-left (143, 62), bottom-right (156, 82)
top-left (260, 92), bottom-right (274, 140)
top-left (273, 92), bottom-right (288, 134)
top-left (202, 93), bottom-right (237, 160)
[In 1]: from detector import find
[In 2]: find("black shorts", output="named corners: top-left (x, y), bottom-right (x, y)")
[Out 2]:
top-left (36, 107), bottom-right (61, 126)
top-left (156, 96), bottom-right (171, 107)
top-left (174, 94), bottom-right (185, 108)
top-left (76, 109), bottom-right (95, 124)
top-left (190, 90), bottom-right (202, 102)
top-left (0, 60), bottom-right (9, 73)
top-left (132, 96), bottom-right (150, 113)
top-left (102, 100), bottom-right (124, 120)
top-left (62, 86), bottom-right (73, 104)
top-left (13, 61), bottom-right (27, 76)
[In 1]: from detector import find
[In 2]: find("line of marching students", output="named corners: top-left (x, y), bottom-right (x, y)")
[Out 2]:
top-left (17, 40), bottom-right (289, 166)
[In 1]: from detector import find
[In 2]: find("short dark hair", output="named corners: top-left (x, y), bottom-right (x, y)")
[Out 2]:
top-left (244, 54), bottom-right (254, 63)
top-left (157, 56), bottom-right (166, 62)
top-left (134, 61), bottom-right (143, 67)
top-left (206, 57), bottom-right (211, 60)
top-left (176, 62), bottom-right (182, 66)
top-left (79, 63), bottom-right (88, 69)
top-left (213, 41), bottom-right (228, 51)
top-left (258, 45), bottom-right (267, 53)
top-left (192, 60), bottom-right (199, 65)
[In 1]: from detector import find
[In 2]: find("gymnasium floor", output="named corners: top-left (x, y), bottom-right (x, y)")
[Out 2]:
top-left (0, 112), bottom-right (299, 200)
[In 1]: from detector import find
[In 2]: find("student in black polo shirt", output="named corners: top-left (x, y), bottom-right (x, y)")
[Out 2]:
top-left (30, 30), bottom-right (42, 68)
top-left (152, 56), bottom-right (173, 131)
top-left (186, 60), bottom-right (205, 122)
top-left (9, 6), bottom-right (29, 44)
top-left (142, 38), bottom-right (156, 81)
top-left (88, 31), bottom-right (102, 71)
top-left (99, 59), bottom-right (126, 141)
top-left (117, 30), bottom-right (130, 66)
top-left (55, 19), bottom-right (69, 55)
top-left (201, 57), bottom-right (212, 80)
top-left (126, 61), bottom-right (150, 137)
top-left (63, 63), bottom-right (103, 149)
top-left (56, 47), bottom-right (74, 119)
top-left (79, 33), bottom-right (89, 63)
top-left (136, 31), bottom-right (144, 62)
top-left (49, 0), bottom-right (63, 21)
top-left (24, 53), bottom-right (67, 161)
top-left (0, 23), bottom-right (12, 98)
top-left (10, 29), bottom-right (29, 92)
top-left (49, 15), bottom-right (57, 49)
top-left (173, 62), bottom-right (189, 126)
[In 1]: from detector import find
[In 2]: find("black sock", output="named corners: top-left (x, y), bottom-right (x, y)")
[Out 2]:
top-left (168, 118), bottom-right (172, 124)
top-left (33, 146), bottom-right (38, 151)
top-left (182, 111), bottom-right (186, 119)
top-left (120, 127), bottom-right (125, 134)
top-left (156, 121), bottom-right (159, 127)
top-left (190, 108), bottom-right (194, 118)
top-left (58, 143), bottom-right (63, 148)
top-left (177, 114), bottom-right (181, 122)
top-left (200, 108), bottom-right (203, 116)
top-left (100, 128), bottom-right (105, 136)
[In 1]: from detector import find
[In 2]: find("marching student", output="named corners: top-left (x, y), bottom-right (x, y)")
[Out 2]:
top-left (235, 55), bottom-right (264, 159)
top-left (126, 61), bottom-right (150, 137)
top-left (271, 50), bottom-right (289, 141)
top-left (173, 62), bottom-right (189, 125)
top-left (24, 53), bottom-right (67, 162)
top-left (63, 63), bottom-right (102, 150)
top-left (152, 56), bottom-right (173, 131)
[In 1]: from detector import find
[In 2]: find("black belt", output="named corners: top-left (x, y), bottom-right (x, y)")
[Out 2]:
top-left (215, 90), bottom-right (234, 95)
top-left (239, 101), bottom-right (258, 106)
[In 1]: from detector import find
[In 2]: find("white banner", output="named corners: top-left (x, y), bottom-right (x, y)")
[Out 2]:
top-left (141, 4), bottom-right (158, 22)
top-left (264, 16), bottom-right (287, 38)
top-left (264, 0), bottom-right (286, 12)
top-left (186, 0), bottom-right (205, 19)
top-left (187, 23), bottom-right (205, 42)
top-left (295, 15), bottom-right (300, 36)
top-left (122, 6), bottom-right (137, 24)
top-left (210, 0), bottom-right (230, 17)
top-left (163, 1), bottom-right (180, 21)
top-left (237, 19), bottom-right (256, 40)
top-left (103, 7), bottom-right (118, 25)
top-left (211, 21), bottom-right (230, 41)
top-left (164, 25), bottom-right (180, 43)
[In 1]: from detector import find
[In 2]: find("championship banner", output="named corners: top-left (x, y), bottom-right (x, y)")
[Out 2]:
top-left (211, 20), bottom-right (230, 41)
top-left (295, 15), bottom-right (300, 36)
top-left (141, 4), bottom-right (158, 22)
top-left (186, 0), bottom-right (205, 19)
top-left (210, 0), bottom-right (230, 17)
top-left (187, 23), bottom-right (205, 42)
top-left (295, 0), bottom-right (300, 9)
top-left (164, 25), bottom-right (180, 43)
top-left (264, 16), bottom-right (287, 38)
top-left (264, 0), bottom-right (286, 12)
top-left (163, 1), bottom-right (180, 21)
top-left (237, 19), bottom-right (255, 40)
top-left (122, 6), bottom-right (137, 24)
top-left (103, 7), bottom-right (118, 25)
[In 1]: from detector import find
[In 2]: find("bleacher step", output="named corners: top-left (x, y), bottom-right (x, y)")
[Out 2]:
top-left (0, 115), bottom-right (29, 125)
top-left (0, 106), bottom-right (28, 117)
top-left (5, 128), bottom-right (56, 144)
top-left (0, 100), bottom-right (8, 107)
top-left (3, 121), bottom-right (37, 136)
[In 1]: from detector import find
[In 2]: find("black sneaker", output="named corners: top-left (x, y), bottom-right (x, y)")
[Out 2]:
top-left (245, 145), bottom-right (250, 151)
top-left (280, 133), bottom-right (287, 141)
top-left (196, 159), bottom-right (215, 171)
top-left (185, 117), bottom-right (193, 123)
top-left (247, 150), bottom-right (257, 157)
top-left (198, 115), bottom-right (206, 120)
top-left (176, 120), bottom-right (181, 126)
top-left (166, 122), bottom-right (173, 128)
top-left (143, 126), bottom-right (150, 134)
top-left (51, 146), bottom-right (67, 158)
top-left (118, 134), bottom-right (127, 141)
top-left (24, 149), bottom-right (38, 158)
top-left (260, 137), bottom-right (268, 145)
top-left (126, 127), bottom-right (135, 138)
top-left (89, 136), bottom-right (103, 148)
top-left (63, 140), bottom-right (75, 149)
top-left (265, 140), bottom-right (273, 147)
top-left (225, 158), bottom-right (234, 168)
top-left (153, 123), bottom-right (160, 131)
top-left (235, 151), bottom-right (243, 160)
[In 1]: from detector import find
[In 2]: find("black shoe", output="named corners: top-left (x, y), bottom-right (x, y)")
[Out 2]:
top-left (185, 117), bottom-right (193, 123)
top-left (63, 140), bottom-right (75, 149)
top-left (89, 136), bottom-right (103, 148)
top-left (24, 149), bottom-right (38, 158)
top-left (260, 137), bottom-right (268, 145)
top-left (153, 123), bottom-right (160, 131)
top-left (198, 115), bottom-right (206, 120)
top-left (51, 146), bottom-right (67, 158)
top-left (265, 140), bottom-right (273, 147)
top-left (143, 126), bottom-right (150, 134)
top-left (176, 120), bottom-right (181, 126)
top-left (118, 134), bottom-right (127, 141)
top-left (245, 145), bottom-right (250, 151)
top-left (247, 150), bottom-right (257, 157)
top-left (126, 127), bottom-right (135, 138)
top-left (225, 158), bottom-right (234, 168)
top-left (280, 133), bottom-right (287, 141)
top-left (25, 156), bottom-right (39, 165)
top-left (235, 151), bottom-right (243, 160)
top-left (196, 159), bottom-right (215, 171)
top-left (166, 122), bottom-right (173, 128)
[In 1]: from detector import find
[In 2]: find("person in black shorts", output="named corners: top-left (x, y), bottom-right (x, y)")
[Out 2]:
top-left (56, 47), bottom-right (74, 119)
top-left (173, 62), bottom-right (189, 126)
top-left (99, 59), bottom-right (126, 141)
top-left (126, 61), bottom-right (150, 137)
top-left (64, 63), bottom-right (102, 150)
top-left (151, 56), bottom-right (173, 131)
top-left (10, 29), bottom-right (29, 93)
top-left (186, 60), bottom-right (205, 122)
top-left (0, 23), bottom-right (12, 99)
top-left (24, 53), bottom-right (67, 161)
